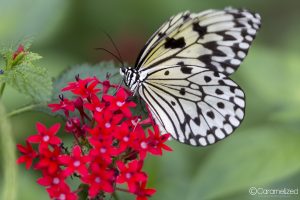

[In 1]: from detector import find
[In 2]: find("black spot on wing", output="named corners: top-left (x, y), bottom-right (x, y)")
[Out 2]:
top-left (158, 32), bottom-right (166, 39)
top-left (204, 76), bottom-right (212, 83)
top-left (207, 111), bottom-right (215, 119)
top-left (217, 102), bottom-right (225, 109)
top-left (193, 117), bottom-right (200, 125)
top-left (223, 34), bottom-right (237, 41)
top-left (180, 66), bottom-right (193, 74)
top-left (215, 89), bottom-right (224, 95)
top-left (193, 22), bottom-right (207, 37)
top-left (180, 88), bottom-right (186, 95)
top-left (198, 54), bottom-right (211, 63)
top-left (164, 37), bottom-right (186, 49)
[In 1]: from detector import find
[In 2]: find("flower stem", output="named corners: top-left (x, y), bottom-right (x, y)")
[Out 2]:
top-left (0, 101), bottom-right (18, 200)
top-left (7, 103), bottom-right (44, 117)
top-left (0, 83), bottom-right (6, 98)
top-left (116, 187), bottom-right (130, 193)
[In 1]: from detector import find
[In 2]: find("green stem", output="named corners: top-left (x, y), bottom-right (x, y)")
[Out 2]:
top-left (0, 101), bottom-right (18, 200)
top-left (0, 83), bottom-right (6, 98)
top-left (7, 103), bottom-right (44, 118)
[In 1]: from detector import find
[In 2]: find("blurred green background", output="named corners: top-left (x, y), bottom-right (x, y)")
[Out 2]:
top-left (1, 0), bottom-right (300, 199)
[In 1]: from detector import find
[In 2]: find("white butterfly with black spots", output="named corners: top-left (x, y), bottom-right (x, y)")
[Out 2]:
top-left (120, 7), bottom-right (261, 146)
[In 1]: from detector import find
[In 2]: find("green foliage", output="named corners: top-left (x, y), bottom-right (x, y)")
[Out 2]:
top-left (0, 41), bottom-right (52, 102)
top-left (0, 101), bottom-right (17, 200)
top-left (187, 126), bottom-right (300, 200)
top-left (2, 64), bottom-right (52, 102)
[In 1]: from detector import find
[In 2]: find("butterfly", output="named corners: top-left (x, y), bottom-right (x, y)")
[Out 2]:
top-left (120, 8), bottom-right (261, 146)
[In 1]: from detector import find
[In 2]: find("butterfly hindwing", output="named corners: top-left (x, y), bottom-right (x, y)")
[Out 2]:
top-left (136, 8), bottom-right (261, 76)
top-left (138, 65), bottom-right (245, 146)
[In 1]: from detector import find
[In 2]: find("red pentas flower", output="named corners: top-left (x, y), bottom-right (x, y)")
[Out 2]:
top-left (81, 165), bottom-right (115, 198)
top-left (17, 75), bottom-right (172, 200)
top-left (136, 181), bottom-right (156, 200)
top-left (146, 125), bottom-right (172, 156)
top-left (37, 170), bottom-right (67, 189)
top-left (103, 88), bottom-right (136, 117)
top-left (59, 145), bottom-right (90, 177)
top-left (27, 123), bottom-right (61, 149)
top-left (47, 184), bottom-right (78, 200)
top-left (48, 95), bottom-right (75, 117)
top-left (35, 146), bottom-right (61, 174)
top-left (16, 141), bottom-right (38, 169)
top-left (117, 160), bottom-right (147, 193)
top-left (62, 76), bottom-right (100, 98)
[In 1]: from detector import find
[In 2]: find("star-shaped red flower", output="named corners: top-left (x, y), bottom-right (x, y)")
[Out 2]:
top-left (59, 145), bottom-right (90, 177)
top-left (103, 88), bottom-right (136, 117)
top-left (117, 160), bottom-right (147, 193)
top-left (16, 141), bottom-right (38, 169)
top-left (27, 123), bottom-right (61, 149)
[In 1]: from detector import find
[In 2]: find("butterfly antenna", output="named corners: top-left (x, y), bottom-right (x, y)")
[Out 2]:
top-left (102, 30), bottom-right (125, 67)
top-left (95, 47), bottom-right (124, 66)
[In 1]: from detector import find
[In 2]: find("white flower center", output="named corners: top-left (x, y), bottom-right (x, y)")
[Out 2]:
top-left (125, 172), bottom-right (132, 179)
top-left (131, 118), bottom-right (141, 126)
top-left (95, 177), bottom-right (101, 183)
top-left (105, 122), bottom-right (111, 128)
top-left (140, 141), bottom-right (148, 149)
top-left (116, 101), bottom-right (125, 107)
top-left (100, 147), bottom-right (107, 154)
top-left (73, 160), bottom-right (81, 167)
top-left (58, 193), bottom-right (66, 200)
top-left (43, 135), bottom-right (50, 142)
top-left (95, 107), bottom-right (103, 112)
top-left (66, 121), bottom-right (72, 127)
top-left (52, 177), bottom-right (60, 185)
top-left (123, 136), bottom-right (129, 142)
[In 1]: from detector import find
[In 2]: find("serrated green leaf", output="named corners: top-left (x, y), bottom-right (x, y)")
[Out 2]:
top-left (187, 127), bottom-right (300, 200)
top-left (23, 52), bottom-right (42, 63)
top-left (2, 64), bottom-right (52, 102)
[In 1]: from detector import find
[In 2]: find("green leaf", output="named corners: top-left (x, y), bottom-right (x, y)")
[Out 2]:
top-left (0, 39), bottom-right (52, 102)
top-left (187, 126), bottom-right (300, 200)
top-left (0, 101), bottom-right (18, 200)
top-left (23, 52), bottom-right (42, 63)
top-left (1, 64), bottom-right (52, 102)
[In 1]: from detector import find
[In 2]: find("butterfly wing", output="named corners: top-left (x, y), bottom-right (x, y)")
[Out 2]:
top-left (129, 8), bottom-right (261, 146)
top-left (138, 65), bottom-right (245, 146)
top-left (135, 8), bottom-right (261, 75)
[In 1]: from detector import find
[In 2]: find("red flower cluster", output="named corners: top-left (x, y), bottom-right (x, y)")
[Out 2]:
top-left (17, 76), bottom-right (172, 200)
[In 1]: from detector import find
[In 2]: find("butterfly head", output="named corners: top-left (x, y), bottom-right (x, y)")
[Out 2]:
top-left (120, 67), bottom-right (139, 93)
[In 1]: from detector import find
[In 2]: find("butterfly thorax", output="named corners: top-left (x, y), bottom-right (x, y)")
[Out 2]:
top-left (120, 67), bottom-right (144, 93)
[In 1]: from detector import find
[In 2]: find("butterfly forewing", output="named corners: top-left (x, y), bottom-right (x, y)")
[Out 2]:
top-left (137, 8), bottom-right (261, 76)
